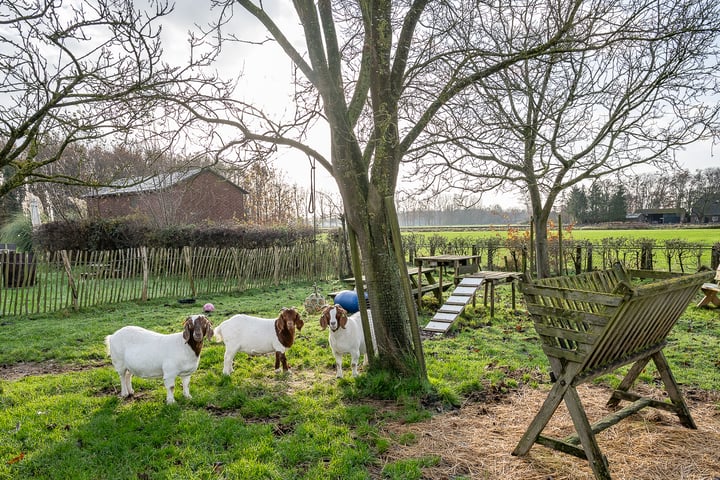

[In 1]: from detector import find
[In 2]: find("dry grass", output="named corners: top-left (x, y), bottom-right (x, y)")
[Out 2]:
top-left (378, 384), bottom-right (720, 479)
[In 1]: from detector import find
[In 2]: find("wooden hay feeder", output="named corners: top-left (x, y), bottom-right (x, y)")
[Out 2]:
top-left (512, 263), bottom-right (714, 480)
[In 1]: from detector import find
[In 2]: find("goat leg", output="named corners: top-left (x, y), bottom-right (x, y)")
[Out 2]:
top-left (180, 375), bottom-right (192, 399)
top-left (274, 351), bottom-right (282, 372)
top-left (275, 351), bottom-right (290, 372)
top-left (163, 376), bottom-right (176, 404)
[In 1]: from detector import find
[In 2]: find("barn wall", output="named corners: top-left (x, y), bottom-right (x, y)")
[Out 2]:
top-left (86, 170), bottom-right (247, 225)
top-left (177, 170), bottom-right (247, 224)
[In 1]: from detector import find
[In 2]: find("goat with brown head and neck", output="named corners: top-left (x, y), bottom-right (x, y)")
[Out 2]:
top-left (105, 314), bottom-right (213, 404)
top-left (320, 305), bottom-right (368, 378)
top-left (213, 307), bottom-right (304, 375)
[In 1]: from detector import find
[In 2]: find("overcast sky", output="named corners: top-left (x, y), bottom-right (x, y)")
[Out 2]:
top-left (158, 2), bottom-right (719, 210)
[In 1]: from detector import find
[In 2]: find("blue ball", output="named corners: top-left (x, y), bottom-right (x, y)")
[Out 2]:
top-left (333, 290), bottom-right (361, 313)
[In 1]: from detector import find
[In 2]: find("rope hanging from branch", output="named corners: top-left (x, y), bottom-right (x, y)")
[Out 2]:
top-left (303, 155), bottom-right (326, 315)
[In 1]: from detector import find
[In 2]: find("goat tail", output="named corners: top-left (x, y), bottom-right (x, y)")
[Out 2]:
top-left (104, 335), bottom-right (112, 357)
top-left (212, 324), bottom-right (224, 343)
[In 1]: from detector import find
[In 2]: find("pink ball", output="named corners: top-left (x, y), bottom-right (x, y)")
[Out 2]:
top-left (203, 303), bottom-right (215, 313)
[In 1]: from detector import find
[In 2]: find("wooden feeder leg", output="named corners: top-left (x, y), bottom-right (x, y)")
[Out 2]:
top-left (513, 368), bottom-right (575, 456)
top-left (606, 357), bottom-right (651, 408)
top-left (653, 351), bottom-right (697, 429)
top-left (564, 387), bottom-right (612, 480)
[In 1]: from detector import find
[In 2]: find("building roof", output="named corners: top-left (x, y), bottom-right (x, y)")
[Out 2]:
top-left (634, 208), bottom-right (686, 215)
top-left (85, 167), bottom-right (247, 197)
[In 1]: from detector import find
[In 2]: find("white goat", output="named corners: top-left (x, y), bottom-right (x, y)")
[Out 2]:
top-left (213, 307), bottom-right (304, 375)
top-left (105, 315), bottom-right (213, 404)
top-left (319, 305), bottom-right (368, 378)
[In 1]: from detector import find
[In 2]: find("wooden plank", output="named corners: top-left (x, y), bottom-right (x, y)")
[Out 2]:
top-left (452, 286), bottom-right (477, 296)
top-left (563, 398), bottom-right (653, 446)
top-left (458, 277), bottom-right (483, 287)
top-left (534, 324), bottom-right (600, 345)
top-left (526, 304), bottom-right (612, 327)
top-left (432, 312), bottom-right (457, 322)
top-left (423, 321), bottom-right (452, 332)
top-left (522, 284), bottom-right (625, 306)
top-left (438, 304), bottom-right (465, 314)
top-left (446, 295), bottom-right (472, 305)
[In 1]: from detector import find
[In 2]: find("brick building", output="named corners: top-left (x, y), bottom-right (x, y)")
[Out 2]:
top-left (85, 167), bottom-right (248, 225)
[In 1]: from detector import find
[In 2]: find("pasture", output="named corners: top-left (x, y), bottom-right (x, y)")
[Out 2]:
top-left (1, 279), bottom-right (719, 479)
top-left (406, 226), bottom-right (720, 245)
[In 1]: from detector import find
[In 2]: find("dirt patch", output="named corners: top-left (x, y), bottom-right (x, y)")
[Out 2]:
top-left (376, 383), bottom-right (720, 480)
top-left (0, 360), bottom-right (107, 381)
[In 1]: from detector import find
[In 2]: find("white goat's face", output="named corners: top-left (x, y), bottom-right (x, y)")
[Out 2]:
top-left (184, 314), bottom-right (213, 343)
top-left (320, 305), bottom-right (347, 332)
top-left (329, 307), bottom-right (340, 330)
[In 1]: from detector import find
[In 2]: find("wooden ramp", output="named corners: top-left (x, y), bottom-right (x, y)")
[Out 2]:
top-left (422, 276), bottom-right (484, 334)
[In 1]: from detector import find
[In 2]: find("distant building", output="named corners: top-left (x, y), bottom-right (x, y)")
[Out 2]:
top-left (84, 167), bottom-right (248, 225)
top-left (631, 208), bottom-right (686, 224)
top-left (690, 194), bottom-right (720, 224)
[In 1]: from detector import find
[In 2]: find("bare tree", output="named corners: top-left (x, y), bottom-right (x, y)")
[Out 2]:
top-left (158, 0), bottom-right (636, 379)
top-left (0, 0), bottom-right (201, 201)
top-left (408, 0), bottom-right (720, 277)
top-left (688, 168), bottom-right (720, 222)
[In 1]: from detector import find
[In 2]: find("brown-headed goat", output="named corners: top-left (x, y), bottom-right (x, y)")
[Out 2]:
top-left (213, 307), bottom-right (304, 374)
top-left (320, 305), bottom-right (368, 377)
top-left (105, 315), bottom-right (213, 404)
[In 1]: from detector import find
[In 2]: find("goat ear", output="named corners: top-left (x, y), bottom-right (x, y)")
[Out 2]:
top-left (319, 310), bottom-right (328, 330)
top-left (295, 312), bottom-right (304, 331)
top-left (183, 317), bottom-right (192, 342)
top-left (275, 311), bottom-right (285, 335)
top-left (203, 316), bottom-right (214, 339)
top-left (339, 311), bottom-right (348, 329)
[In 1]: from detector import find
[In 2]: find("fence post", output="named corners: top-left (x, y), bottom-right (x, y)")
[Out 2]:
top-left (575, 245), bottom-right (582, 274)
top-left (60, 250), bottom-right (79, 310)
top-left (586, 244), bottom-right (593, 272)
top-left (641, 244), bottom-right (654, 270)
top-left (141, 246), bottom-right (149, 301)
top-left (273, 245), bottom-right (281, 286)
top-left (711, 243), bottom-right (720, 270)
top-left (183, 246), bottom-right (196, 297)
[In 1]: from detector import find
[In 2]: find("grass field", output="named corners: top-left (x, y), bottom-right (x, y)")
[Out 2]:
top-left (1, 279), bottom-right (719, 479)
top-left (404, 226), bottom-right (720, 245)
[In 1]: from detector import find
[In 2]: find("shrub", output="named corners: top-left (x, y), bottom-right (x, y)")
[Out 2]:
top-left (33, 219), bottom-right (315, 251)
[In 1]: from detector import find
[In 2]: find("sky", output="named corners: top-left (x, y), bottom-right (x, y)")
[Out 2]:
top-left (158, 2), bottom-right (719, 211)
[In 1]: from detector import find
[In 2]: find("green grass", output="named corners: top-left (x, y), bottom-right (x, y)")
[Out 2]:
top-left (404, 226), bottom-right (720, 245)
top-left (1, 280), bottom-right (719, 479)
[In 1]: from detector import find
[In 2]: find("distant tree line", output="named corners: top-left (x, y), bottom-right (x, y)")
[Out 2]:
top-left (561, 167), bottom-right (720, 224)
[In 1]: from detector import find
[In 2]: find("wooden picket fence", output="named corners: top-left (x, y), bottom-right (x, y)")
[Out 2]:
top-left (0, 243), bottom-right (338, 316)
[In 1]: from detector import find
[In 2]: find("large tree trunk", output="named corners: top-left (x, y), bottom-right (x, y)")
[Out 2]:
top-left (333, 138), bottom-right (423, 377)
top-left (356, 214), bottom-right (418, 375)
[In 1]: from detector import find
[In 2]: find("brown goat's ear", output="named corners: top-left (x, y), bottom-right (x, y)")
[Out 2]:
top-left (182, 317), bottom-right (192, 342)
top-left (294, 311), bottom-right (304, 331)
top-left (275, 310), bottom-right (286, 336)
top-left (339, 310), bottom-right (348, 329)
top-left (319, 309), bottom-right (329, 330)
top-left (202, 315), bottom-right (214, 339)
